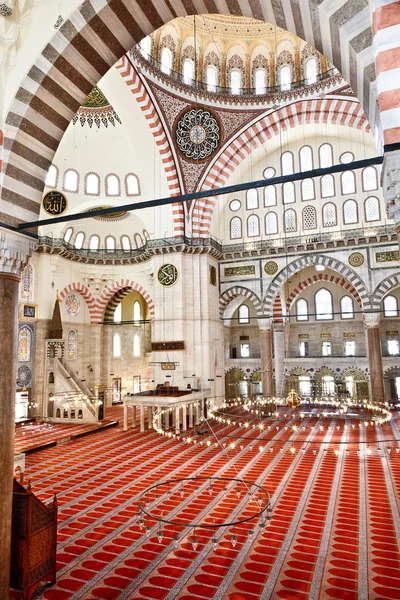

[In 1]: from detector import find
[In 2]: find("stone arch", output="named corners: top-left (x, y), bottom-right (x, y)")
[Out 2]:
top-left (371, 273), bottom-right (400, 311)
top-left (287, 367), bottom-right (309, 377)
top-left (1, 1), bottom-right (374, 230)
top-left (264, 255), bottom-right (371, 314)
top-left (59, 283), bottom-right (97, 323)
top-left (219, 286), bottom-right (263, 319)
top-left (341, 367), bottom-right (368, 381)
top-left (96, 279), bottom-right (155, 323)
top-left (193, 99), bottom-right (369, 236)
top-left (286, 273), bottom-right (362, 314)
top-left (315, 366), bottom-right (336, 380)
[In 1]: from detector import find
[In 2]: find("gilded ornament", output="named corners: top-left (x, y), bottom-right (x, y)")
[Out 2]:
top-left (224, 265), bottom-right (255, 277)
top-left (42, 191), bottom-right (68, 216)
top-left (158, 263), bottom-right (179, 287)
top-left (264, 261), bottom-right (279, 276)
top-left (375, 250), bottom-right (399, 263)
top-left (348, 252), bottom-right (364, 268)
top-left (286, 389), bottom-right (301, 408)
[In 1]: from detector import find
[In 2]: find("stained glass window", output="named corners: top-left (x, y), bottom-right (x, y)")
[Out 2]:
top-left (343, 200), bottom-right (358, 224)
top-left (303, 205), bottom-right (317, 229)
top-left (265, 212), bottom-right (278, 234)
top-left (247, 214), bottom-right (260, 237)
top-left (68, 330), bottom-right (77, 359)
top-left (65, 293), bottom-right (80, 316)
top-left (231, 217), bottom-right (242, 239)
top-left (20, 263), bottom-right (34, 301)
top-left (365, 197), bottom-right (380, 222)
top-left (315, 288), bottom-right (333, 320)
top-left (323, 203), bottom-right (337, 226)
top-left (18, 326), bottom-right (32, 362)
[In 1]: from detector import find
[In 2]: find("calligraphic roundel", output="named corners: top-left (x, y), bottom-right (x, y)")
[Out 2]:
top-left (157, 263), bottom-right (179, 287)
top-left (42, 191), bottom-right (68, 216)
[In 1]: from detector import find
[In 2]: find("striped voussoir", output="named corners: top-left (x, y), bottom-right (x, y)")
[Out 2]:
top-left (373, 0), bottom-right (400, 145)
top-left (115, 55), bottom-right (184, 235)
top-left (194, 99), bottom-right (369, 237)
top-left (273, 294), bottom-right (284, 323)
top-left (286, 273), bottom-right (362, 313)
top-left (264, 255), bottom-right (371, 313)
top-left (96, 279), bottom-right (155, 323)
top-left (219, 286), bottom-right (263, 319)
top-left (59, 283), bottom-right (97, 322)
top-left (1, 0), bottom-right (376, 229)
top-left (371, 272), bottom-right (400, 310)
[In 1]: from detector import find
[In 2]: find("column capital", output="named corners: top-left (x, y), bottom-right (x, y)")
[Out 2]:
top-left (364, 312), bottom-right (381, 328)
top-left (257, 317), bottom-right (273, 331)
top-left (0, 229), bottom-right (36, 277)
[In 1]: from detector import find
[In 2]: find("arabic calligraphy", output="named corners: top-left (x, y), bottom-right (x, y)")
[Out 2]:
top-left (157, 263), bottom-right (179, 287)
top-left (42, 191), bottom-right (67, 216)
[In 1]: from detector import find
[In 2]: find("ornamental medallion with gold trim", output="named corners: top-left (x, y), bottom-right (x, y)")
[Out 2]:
top-left (42, 190), bottom-right (68, 216)
top-left (157, 263), bottom-right (179, 287)
top-left (348, 252), bottom-right (364, 268)
top-left (264, 261), bottom-right (279, 276)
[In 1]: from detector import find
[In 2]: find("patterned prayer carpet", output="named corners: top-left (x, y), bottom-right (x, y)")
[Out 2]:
top-left (11, 405), bottom-right (400, 600)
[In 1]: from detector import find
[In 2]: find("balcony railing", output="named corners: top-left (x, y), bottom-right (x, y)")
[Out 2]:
top-left (286, 354), bottom-right (367, 359)
top-left (131, 47), bottom-right (341, 98)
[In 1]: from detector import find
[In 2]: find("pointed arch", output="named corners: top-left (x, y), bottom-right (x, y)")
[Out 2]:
top-left (264, 254), bottom-right (371, 314)
top-left (371, 273), bottom-right (400, 311)
top-left (219, 286), bottom-right (263, 319)
top-left (286, 273), bottom-right (362, 314)
top-left (59, 283), bottom-right (97, 323)
top-left (97, 279), bottom-right (155, 323)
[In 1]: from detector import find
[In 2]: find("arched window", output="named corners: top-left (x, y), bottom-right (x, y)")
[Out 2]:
top-left (296, 298), bottom-right (308, 321)
top-left (139, 35), bottom-right (151, 57)
top-left (113, 333), bottom-right (121, 357)
top-left (384, 295), bottom-right (398, 317)
top-left (321, 174), bottom-right (335, 198)
top-left (64, 169), bottom-right (79, 193)
top-left (121, 235), bottom-right (131, 250)
top-left (238, 304), bottom-right (250, 324)
top-left (143, 229), bottom-right (150, 241)
top-left (114, 303), bottom-right (122, 323)
top-left (182, 58), bottom-right (194, 85)
top-left (64, 227), bottom-right (73, 244)
top-left (305, 56), bottom-right (318, 84)
top-left (246, 189), bottom-right (258, 209)
top-left (18, 326), bottom-right (32, 362)
top-left (89, 235), bottom-right (100, 250)
top-left (264, 185), bottom-right (276, 206)
top-left (284, 209), bottom-right (297, 232)
top-left (133, 334), bottom-right (140, 357)
top-left (255, 68), bottom-right (266, 94)
top-left (133, 301), bottom-right (141, 326)
top-left (125, 174), bottom-right (139, 196)
top-left (283, 181), bottom-right (295, 204)
top-left (365, 196), bottom-right (380, 222)
top-left (45, 165), bottom-right (58, 187)
top-left (341, 171), bottom-right (356, 195)
top-left (75, 232), bottom-right (85, 249)
top-left (299, 146), bottom-right (313, 172)
top-left (161, 47), bottom-right (172, 74)
top-left (105, 236), bottom-right (115, 251)
top-left (230, 217), bottom-right (242, 239)
top-left (106, 174), bottom-right (120, 197)
top-left (20, 263), bottom-right (34, 301)
top-left (301, 178), bottom-right (315, 200)
top-left (85, 173), bottom-right (100, 195)
top-left (323, 203), bottom-right (337, 227)
top-left (343, 200), bottom-right (358, 224)
top-left (362, 166), bottom-right (378, 191)
top-left (67, 330), bottom-right (77, 359)
top-left (230, 68), bottom-right (241, 94)
top-left (319, 144), bottom-right (333, 168)
top-left (247, 214), bottom-right (260, 237)
top-left (315, 288), bottom-right (333, 320)
top-left (281, 151), bottom-right (294, 175)
top-left (279, 65), bottom-right (291, 90)
top-left (340, 296), bottom-right (354, 319)
top-left (134, 233), bottom-right (144, 248)
top-left (265, 212), bottom-right (278, 234)
top-left (303, 205), bottom-right (317, 229)
top-left (206, 65), bottom-right (218, 92)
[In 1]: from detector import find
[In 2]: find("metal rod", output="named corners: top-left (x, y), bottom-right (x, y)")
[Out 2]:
top-left (18, 156), bottom-right (383, 230)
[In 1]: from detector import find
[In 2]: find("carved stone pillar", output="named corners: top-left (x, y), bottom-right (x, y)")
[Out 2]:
top-left (258, 318), bottom-right (274, 398)
top-left (0, 230), bottom-right (34, 596)
top-left (294, 48), bottom-right (301, 82)
top-left (364, 313), bottom-right (385, 403)
top-left (269, 52), bottom-right (275, 87)
top-left (273, 325), bottom-right (285, 400)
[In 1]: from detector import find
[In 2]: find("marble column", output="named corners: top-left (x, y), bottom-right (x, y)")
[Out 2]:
top-left (148, 406), bottom-right (153, 429)
top-left (364, 313), bottom-right (385, 403)
top-left (175, 406), bottom-right (180, 434)
top-left (182, 405), bottom-right (187, 431)
top-left (258, 318), bottom-right (274, 398)
top-left (140, 405), bottom-right (145, 432)
top-left (123, 404), bottom-right (128, 431)
top-left (273, 326), bottom-right (285, 400)
top-left (0, 230), bottom-right (34, 597)
top-left (189, 403), bottom-right (193, 428)
top-left (132, 405), bottom-right (136, 428)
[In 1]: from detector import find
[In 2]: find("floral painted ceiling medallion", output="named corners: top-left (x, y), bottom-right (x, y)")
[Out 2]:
top-left (175, 108), bottom-right (220, 161)
top-left (73, 86), bottom-right (122, 129)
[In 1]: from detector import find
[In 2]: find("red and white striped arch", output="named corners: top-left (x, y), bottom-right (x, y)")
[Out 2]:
top-left (116, 55), bottom-right (184, 236)
top-left (373, 0), bottom-right (400, 145)
top-left (95, 279), bottom-right (155, 323)
top-left (285, 273), bottom-right (362, 313)
top-left (59, 283), bottom-right (97, 322)
top-left (193, 98), bottom-right (369, 237)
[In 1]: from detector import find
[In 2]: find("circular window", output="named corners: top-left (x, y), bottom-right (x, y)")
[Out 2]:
top-left (230, 199), bottom-right (241, 212)
top-left (263, 167), bottom-right (276, 179)
top-left (340, 152), bottom-right (354, 164)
